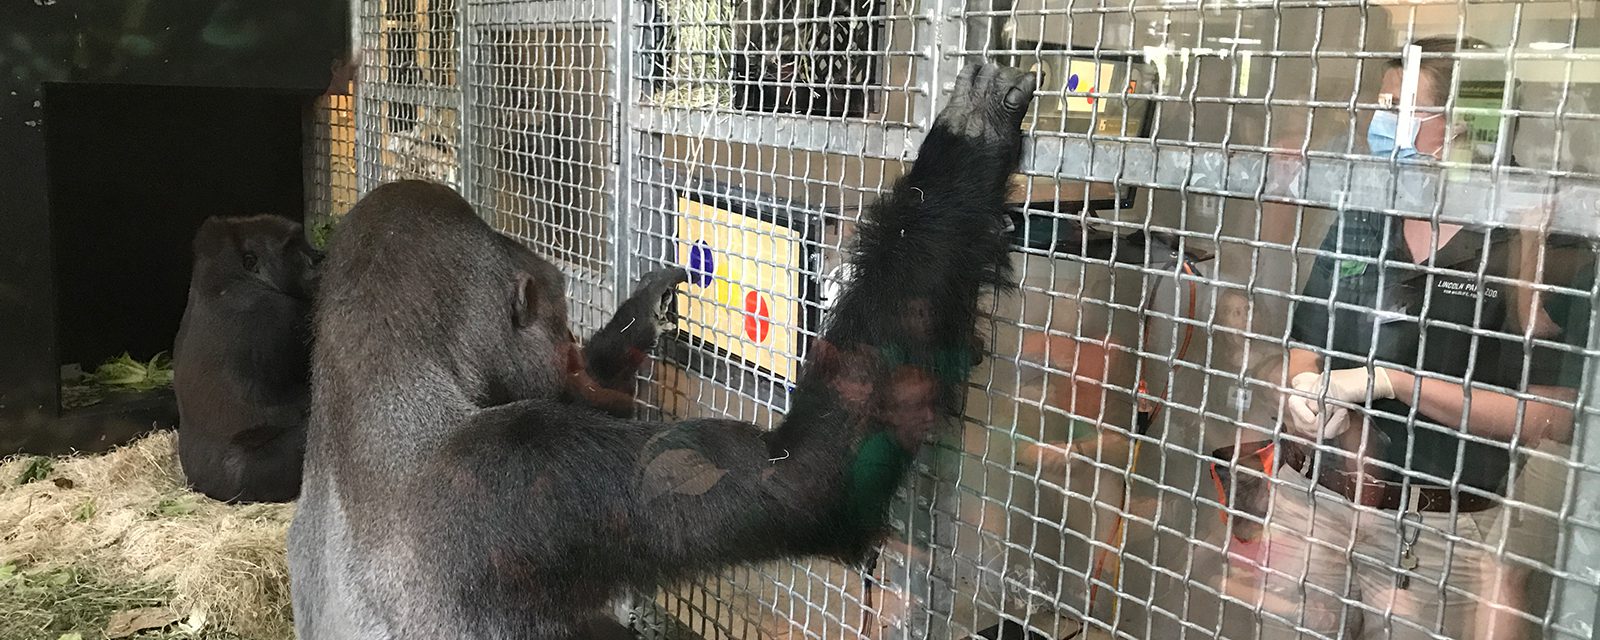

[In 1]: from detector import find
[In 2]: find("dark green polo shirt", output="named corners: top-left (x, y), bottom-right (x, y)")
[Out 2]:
top-left (1291, 210), bottom-right (1594, 492)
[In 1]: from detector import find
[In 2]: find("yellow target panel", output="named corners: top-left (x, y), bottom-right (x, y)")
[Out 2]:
top-left (673, 192), bottom-right (814, 382)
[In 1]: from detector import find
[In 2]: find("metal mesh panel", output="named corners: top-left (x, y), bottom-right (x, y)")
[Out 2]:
top-left (358, 0), bottom-right (463, 190)
top-left (641, 0), bottom-right (919, 123)
top-left (356, 0), bottom-right (620, 332)
top-left (306, 93), bottom-right (359, 225)
top-left (347, 0), bottom-right (1600, 638)
top-left (626, 2), bottom-right (927, 633)
top-left (936, 6), bottom-right (1600, 639)
top-left (466, 6), bottom-right (619, 332)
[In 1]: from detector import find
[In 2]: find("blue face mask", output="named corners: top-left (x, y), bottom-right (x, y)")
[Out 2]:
top-left (1368, 110), bottom-right (1438, 160)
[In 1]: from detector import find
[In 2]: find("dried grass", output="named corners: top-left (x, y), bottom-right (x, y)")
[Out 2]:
top-left (0, 432), bottom-right (294, 639)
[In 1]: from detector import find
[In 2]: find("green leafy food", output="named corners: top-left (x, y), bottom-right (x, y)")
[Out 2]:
top-left (88, 352), bottom-right (174, 392)
top-left (310, 216), bottom-right (339, 250)
top-left (74, 499), bottom-right (97, 522)
top-left (153, 496), bottom-right (199, 518)
top-left (17, 458), bottom-right (53, 485)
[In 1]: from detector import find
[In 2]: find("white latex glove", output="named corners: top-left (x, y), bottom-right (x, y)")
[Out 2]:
top-left (1286, 368), bottom-right (1395, 439)
top-left (1286, 372), bottom-right (1349, 439)
top-left (1325, 366), bottom-right (1395, 403)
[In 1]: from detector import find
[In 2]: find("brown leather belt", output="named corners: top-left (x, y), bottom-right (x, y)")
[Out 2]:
top-left (1278, 442), bottom-right (1499, 514)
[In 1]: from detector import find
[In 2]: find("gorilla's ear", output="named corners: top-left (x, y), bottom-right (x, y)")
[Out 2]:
top-left (513, 272), bottom-right (542, 329)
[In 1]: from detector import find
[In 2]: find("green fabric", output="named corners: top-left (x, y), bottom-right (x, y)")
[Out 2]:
top-left (846, 432), bottom-right (912, 532)
top-left (1065, 418), bottom-right (1098, 443)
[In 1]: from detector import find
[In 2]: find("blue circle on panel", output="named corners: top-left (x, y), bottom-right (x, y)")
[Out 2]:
top-left (687, 241), bottom-right (715, 287)
top-left (1067, 74), bottom-right (1080, 91)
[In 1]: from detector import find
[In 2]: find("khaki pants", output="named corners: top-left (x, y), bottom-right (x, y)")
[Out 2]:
top-left (1476, 441), bottom-right (1571, 638)
top-left (1236, 472), bottom-right (1502, 639)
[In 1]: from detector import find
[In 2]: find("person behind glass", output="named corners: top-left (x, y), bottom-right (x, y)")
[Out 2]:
top-left (1258, 36), bottom-right (1593, 639)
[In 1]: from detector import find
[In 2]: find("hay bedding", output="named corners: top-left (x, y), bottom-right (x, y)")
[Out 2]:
top-left (0, 432), bottom-right (295, 639)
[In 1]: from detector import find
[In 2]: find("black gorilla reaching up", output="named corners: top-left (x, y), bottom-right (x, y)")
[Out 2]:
top-left (288, 62), bottom-right (1036, 639)
top-left (173, 215), bottom-right (321, 504)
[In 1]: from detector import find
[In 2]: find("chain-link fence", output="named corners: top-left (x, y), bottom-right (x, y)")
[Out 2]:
top-left (309, 1), bottom-right (1600, 638)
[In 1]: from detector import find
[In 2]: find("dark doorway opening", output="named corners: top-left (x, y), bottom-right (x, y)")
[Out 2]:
top-left (40, 83), bottom-right (312, 449)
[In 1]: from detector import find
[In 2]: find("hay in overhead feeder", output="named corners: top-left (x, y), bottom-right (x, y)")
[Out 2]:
top-left (650, 0), bottom-right (739, 109)
top-left (0, 432), bottom-right (295, 639)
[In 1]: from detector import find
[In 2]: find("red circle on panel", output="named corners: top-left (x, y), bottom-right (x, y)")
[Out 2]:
top-left (743, 291), bottom-right (771, 343)
top-left (1086, 87), bottom-right (1097, 106)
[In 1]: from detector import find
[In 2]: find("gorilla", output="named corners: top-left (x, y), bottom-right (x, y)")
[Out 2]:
top-left (173, 215), bottom-right (320, 504)
top-left (288, 62), bottom-right (1036, 639)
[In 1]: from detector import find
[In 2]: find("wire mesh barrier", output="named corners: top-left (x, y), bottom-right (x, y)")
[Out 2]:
top-left (309, 0), bottom-right (1600, 638)
top-left (465, 4), bottom-right (621, 332)
top-left (307, 93), bottom-right (359, 231)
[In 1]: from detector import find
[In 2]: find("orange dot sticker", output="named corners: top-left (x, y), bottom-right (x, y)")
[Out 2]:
top-left (743, 290), bottom-right (771, 343)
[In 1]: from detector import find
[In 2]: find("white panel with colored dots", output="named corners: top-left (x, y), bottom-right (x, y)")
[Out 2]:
top-left (673, 194), bottom-right (811, 383)
top-left (1061, 59), bottom-right (1119, 114)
